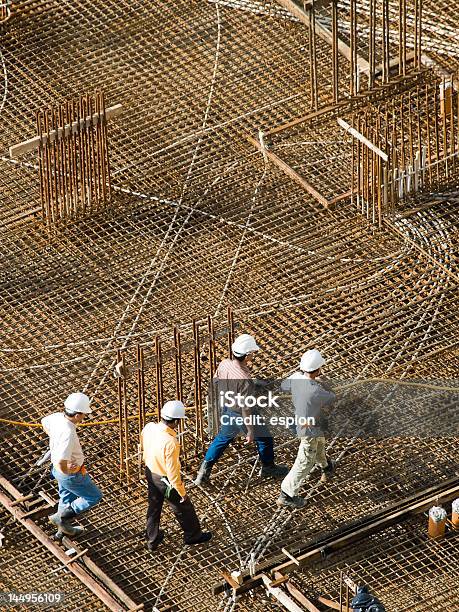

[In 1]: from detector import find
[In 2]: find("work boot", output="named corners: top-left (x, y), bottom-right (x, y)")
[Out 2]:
top-left (185, 531), bottom-right (213, 546)
top-left (320, 458), bottom-right (335, 483)
top-left (261, 463), bottom-right (289, 479)
top-left (147, 530), bottom-right (165, 552)
top-left (49, 512), bottom-right (85, 537)
top-left (276, 491), bottom-right (306, 509)
top-left (194, 460), bottom-right (212, 486)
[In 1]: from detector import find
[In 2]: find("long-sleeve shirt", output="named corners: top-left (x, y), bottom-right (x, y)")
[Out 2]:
top-left (281, 374), bottom-right (336, 436)
top-left (213, 358), bottom-right (253, 415)
top-left (140, 421), bottom-right (186, 498)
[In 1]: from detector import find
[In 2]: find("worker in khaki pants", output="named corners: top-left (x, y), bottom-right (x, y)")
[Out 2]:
top-left (277, 350), bottom-right (336, 509)
top-left (141, 400), bottom-right (212, 551)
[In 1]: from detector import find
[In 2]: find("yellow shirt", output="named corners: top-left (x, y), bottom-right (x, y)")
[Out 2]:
top-left (140, 421), bottom-right (186, 498)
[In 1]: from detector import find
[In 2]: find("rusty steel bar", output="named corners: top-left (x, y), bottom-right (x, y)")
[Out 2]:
top-left (155, 335), bottom-right (163, 420)
top-left (137, 344), bottom-right (146, 437)
top-left (450, 78), bottom-right (456, 175)
top-left (117, 348), bottom-right (125, 479)
top-left (349, 0), bottom-right (355, 96)
top-left (433, 85), bottom-right (440, 182)
top-left (213, 478), bottom-right (459, 595)
top-left (0, 486), bottom-right (130, 611)
top-left (100, 91), bottom-right (112, 199)
top-left (368, 0), bottom-right (375, 89)
top-left (121, 351), bottom-right (130, 482)
top-left (36, 112), bottom-right (46, 225)
top-left (193, 320), bottom-right (204, 445)
top-left (32, 92), bottom-right (114, 228)
top-left (173, 325), bottom-right (187, 461)
top-left (441, 78), bottom-right (448, 177)
top-left (307, 2), bottom-right (316, 110)
top-left (331, 0), bottom-right (338, 104)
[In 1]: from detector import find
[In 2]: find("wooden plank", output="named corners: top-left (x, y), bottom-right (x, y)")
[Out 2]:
top-left (9, 103), bottom-right (122, 158)
top-left (60, 537), bottom-right (143, 611)
top-left (337, 119), bottom-right (388, 162)
top-left (247, 135), bottom-right (330, 208)
top-left (374, 51), bottom-right (416, 77)
top-left (273, 572), bottom-right (321, 612)
top-left (271, 483), bottom-right (459, 576)
top-left (281, 547), bottom-right (300, 566)
top-left (213, 478), bottom-right (459, 595)
top-left (274, 0), bottom-right (369, 73)
top-left (328, 189), bottom-right (352, 205)
top-left (0, 489), bottom-right (126, 611)
top-left (261, 574), bottom-right (304, 612)
top-left (0, 475), bottom-right (138, 612)
top-left (317, 596), bottom-right (352, 611)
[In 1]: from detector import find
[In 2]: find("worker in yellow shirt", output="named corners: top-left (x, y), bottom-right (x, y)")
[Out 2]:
top-left (141, 400), bottom-right (212, 551)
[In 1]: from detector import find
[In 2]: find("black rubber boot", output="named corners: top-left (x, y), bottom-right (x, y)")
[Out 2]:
top-left (320, 458), bottom-right (335, 483)
top-left (276, 491), bottom-right (306, 509)
top-left (185, 531), bottom-right (213, 545)
top-left (49, 511), bottom-right (84, 537)
top-left (59, 507), bottom-right (77, 521)
top-left (261, 463), bottom-right (289, 479)
top-left (194, 460), bottom-right (213, 486)
top-left (147, 530), bottom-right (165, 552)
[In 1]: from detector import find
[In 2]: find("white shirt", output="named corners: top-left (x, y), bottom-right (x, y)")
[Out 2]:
top-left (41, 412), bottom-right (84, 471)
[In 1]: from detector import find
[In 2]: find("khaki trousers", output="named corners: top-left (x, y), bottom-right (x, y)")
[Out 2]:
top-left (281, 436), bottom-right (328, 498)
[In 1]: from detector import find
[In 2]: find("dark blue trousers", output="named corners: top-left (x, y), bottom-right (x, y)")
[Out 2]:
top-left (204, 410), bottom-right (274, 466)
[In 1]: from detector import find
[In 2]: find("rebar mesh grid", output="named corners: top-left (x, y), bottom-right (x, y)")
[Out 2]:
top-left (1, 0), bottom-right (459, 610)
top-left (0, 508), bottom-right (108, 612)
top-left (290, 514), bottom-right (459, 612)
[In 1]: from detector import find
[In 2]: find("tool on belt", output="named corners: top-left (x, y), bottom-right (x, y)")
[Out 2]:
top-left (160, 477), bottom-right (182, 503)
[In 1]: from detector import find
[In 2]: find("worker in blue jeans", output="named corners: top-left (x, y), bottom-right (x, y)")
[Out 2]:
top-left (42, 392), bottom-right (103, 537)
top-left (204, 408), bottom-right (276, 465)
top-left (195, 334), bottom-right (288, 485)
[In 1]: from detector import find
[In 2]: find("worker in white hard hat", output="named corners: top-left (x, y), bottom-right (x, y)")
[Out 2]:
top-left (141, 400), bottom-right (212, 550)
top-left (277, 349), bottom-right (336, 509)
top-left (41, 392), bottom-right (103, 537)
top-left (194, 333), bottom-right (288, 486)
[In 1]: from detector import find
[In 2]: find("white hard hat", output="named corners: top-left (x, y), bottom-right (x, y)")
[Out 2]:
top-left (300, 349), bottom-right (326, 372)
top-left (64, 392), bottom-right (92, 414)
top-left (161, 400), bottom-right (187, 420)
top-left (232, 334), bottom-right (260, 357)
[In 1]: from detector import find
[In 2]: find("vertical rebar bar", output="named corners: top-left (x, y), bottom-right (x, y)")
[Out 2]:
top-left (155, 336), bottom-right (163, 420)
top-left (418, 0), bottom-right (423, 69)
top-left (349, 0), bottom-right (355, 96)
top-left (450, 77), bottom-right (456, 175)
top-left (332, 0), bottom-right (339, 104)
top-left (121, 351), bottom-right (130, 483)
top-left (193, 320), bottom-right (204, 445)
top-left (36, 112), bottom-right (47, 228)
top-left (137, 344), bottom-right (146, 437)
top-left (100, 91), bottom-right (112, 199)
top-left (117, 349), bottom-right (124, 480)
top-left (227, 305), bottom-right (235, 357)
top-left (173, 326), bottom-right (186, 461)
top-left (434, 85), bottom-right (440, 182)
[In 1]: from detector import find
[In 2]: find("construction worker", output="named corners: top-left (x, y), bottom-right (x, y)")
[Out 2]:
top-left (41, 392), bottom-right (103, 537)
top-left (194, 333), bottom-right (288, 486)
top-left (141, 400), bottom-right (212, 550)
top-left (277, 349), bottom-right (336, 509)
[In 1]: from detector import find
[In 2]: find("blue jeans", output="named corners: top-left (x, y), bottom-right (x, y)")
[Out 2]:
top-left (52, 468), bottom-right (103, 516)
top-left (204, 410), bottom-right (275, 467)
